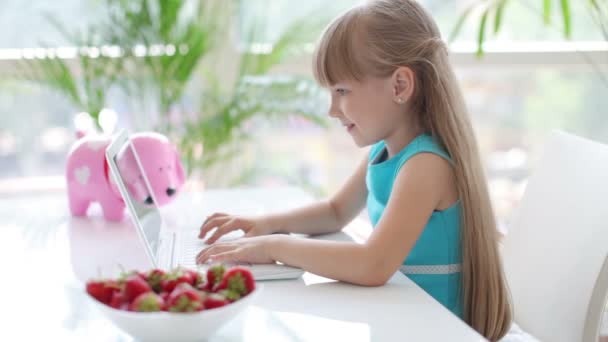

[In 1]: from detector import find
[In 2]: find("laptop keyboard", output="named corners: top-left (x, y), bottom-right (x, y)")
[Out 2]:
top-left (178, 230), bottom-right (251, 269)
top-left (171, 229), bottom-right (304, 280)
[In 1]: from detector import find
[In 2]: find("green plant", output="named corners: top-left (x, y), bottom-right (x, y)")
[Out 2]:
top-left (451, 0), bottom-right (607, 57)
top-left (17, 0), bottom-right (329, 186)
top-left (18, 18), bottom-right (123, 129)
top-left (179, 11), bottom-right (330, 183)
top-left (102, 0), bottom-right (329, 183)
top-left (103, 0), bottom-right (228, 133)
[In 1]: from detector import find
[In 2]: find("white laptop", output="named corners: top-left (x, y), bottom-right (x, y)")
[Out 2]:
top-left (105, 130), bottom-right (304, 281)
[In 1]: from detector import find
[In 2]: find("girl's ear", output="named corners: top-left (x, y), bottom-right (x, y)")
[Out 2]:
top-left (392, 67), bottom-right (415, 104)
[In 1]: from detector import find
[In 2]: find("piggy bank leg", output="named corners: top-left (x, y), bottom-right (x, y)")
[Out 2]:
top-left (100, 197), bottom-right (125, 222)
top-left (68, 190), bottom-right (91, 217)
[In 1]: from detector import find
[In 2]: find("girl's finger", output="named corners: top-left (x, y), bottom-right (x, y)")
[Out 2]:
top-left (203, 212), bottom-right (228, 225)
top-left (195, 246), bottom-right (212, 264)
top-left (205, 218), bottom-right (242, 244)
top-left (196, 244), bottom-right (220, 263)
top-left (196, 243), bottom-right (234, 264)
top-left (199, 216), bottom-right (230, 239)
top-left (210, 250), bottom-right (239, 263)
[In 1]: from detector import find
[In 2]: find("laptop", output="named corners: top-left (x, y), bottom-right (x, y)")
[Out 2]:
top-left (105, 130), bottom-right (304, 281)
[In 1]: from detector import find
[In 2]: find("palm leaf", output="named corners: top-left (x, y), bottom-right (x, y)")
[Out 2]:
top-left (543, 0), bottom-right (552, 24)
top-left (588, 0), bottom-right (608, 40)
top-left (238, 6), bottom-right (328, 77)
top-left (17, 15), bottom-right (122, 128)
top-left (560, 0), bottom-right (572, 38)
top-left (494, 0), bottom-right (508, 34)
top-left (105, 0), bottom-right (227, 129)
top-left (477, 9), bottom-right (490, 57)
top-left (449, 3), bottom-right (479, 43)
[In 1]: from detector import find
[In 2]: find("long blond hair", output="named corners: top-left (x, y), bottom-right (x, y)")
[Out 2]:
top-left (312, 1), bottom-right (512, 340)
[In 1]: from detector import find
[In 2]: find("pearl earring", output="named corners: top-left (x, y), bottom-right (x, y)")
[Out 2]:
top-left (396, 98), bottom-right (404, 104)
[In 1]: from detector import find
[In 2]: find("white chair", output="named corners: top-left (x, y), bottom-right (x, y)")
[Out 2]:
top-left (501, 131), bottom-right (608, 342)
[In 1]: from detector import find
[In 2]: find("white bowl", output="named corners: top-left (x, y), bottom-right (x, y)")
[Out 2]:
top-left (90, 286), bottom-right (262, 342)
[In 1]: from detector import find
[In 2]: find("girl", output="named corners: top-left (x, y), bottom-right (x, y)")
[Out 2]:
top-left (196, 0), bottom-right (512, 340)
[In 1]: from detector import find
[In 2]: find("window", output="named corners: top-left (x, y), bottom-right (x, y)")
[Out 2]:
top-left (1, 0), bottom-right (607, 232)
top-left (0, 0), bottom-right (101, 49)
top-left (235, 0), bottom-right (607, 230)
top-left (238, 0), bottom-right (605, 44)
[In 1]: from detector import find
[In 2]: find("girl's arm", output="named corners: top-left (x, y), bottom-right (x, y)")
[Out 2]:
top-left (268, 153), bottom-right (453, 286)
top-left (263, 156), bottom-right (369, 235)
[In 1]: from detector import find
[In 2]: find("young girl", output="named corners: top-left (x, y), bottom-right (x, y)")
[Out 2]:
top-left (196, 0), bottom-right (512, 340)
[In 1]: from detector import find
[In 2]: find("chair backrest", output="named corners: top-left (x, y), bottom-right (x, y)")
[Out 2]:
top-left (501, 131), bottom-right (608, 342)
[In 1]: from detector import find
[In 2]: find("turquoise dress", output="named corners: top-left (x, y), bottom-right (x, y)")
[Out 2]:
top-left (366, 134), bottom-right (463, 318)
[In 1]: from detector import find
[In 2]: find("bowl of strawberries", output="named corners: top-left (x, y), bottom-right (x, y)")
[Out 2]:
top-left (85, 264), bottom-right (259, 342)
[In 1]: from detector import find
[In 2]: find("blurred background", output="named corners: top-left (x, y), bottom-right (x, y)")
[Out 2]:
top-left (0, 0), bottom-right (606, 235)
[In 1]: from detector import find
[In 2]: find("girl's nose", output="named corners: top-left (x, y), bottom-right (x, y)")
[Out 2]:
top-left (328, 101), bottom-right (342, 118)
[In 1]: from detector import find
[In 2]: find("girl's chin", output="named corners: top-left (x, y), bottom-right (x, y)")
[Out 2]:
top-left (350, 136), bottom-right (369, 148)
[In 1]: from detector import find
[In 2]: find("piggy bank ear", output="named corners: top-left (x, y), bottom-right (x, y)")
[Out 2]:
top-left (173, 146), bottom-right (186, 188)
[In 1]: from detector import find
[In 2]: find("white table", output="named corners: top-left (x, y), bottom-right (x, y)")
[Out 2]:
top-left (1, 187), bottom-right (485, 341)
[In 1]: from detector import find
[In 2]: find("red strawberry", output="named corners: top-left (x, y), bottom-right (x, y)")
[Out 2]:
top-left (184, 269), bottom-right (202, 287)
top-left (161, 268), bottom-right (194, 293)
top-left (204, 264), bottom-right (226, 291)
top-left (215, 266), bottom-right (255, 298)
top-left (109, 291), bottom-right (129, 310)
top-left (202, 292), bottom-right (230, 309)
top-left (145, 269), bottom-right (166, 293)
top-left (166, 283), bottom-right (203, 312)
top-left (195, 282), bottom-right (206, 292)
top-left (159, 291), bottom-right (170, 310)
top-left (129, 292), bottom-right (164, 312)
top-left (124, 275), bottom-right (152, 302)
top-left (217, 289), bottom-right (242, 302)
top-left (86, 280), bottom-right (119, 305)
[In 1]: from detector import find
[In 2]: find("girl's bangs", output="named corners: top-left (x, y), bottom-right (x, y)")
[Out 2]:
top-left (313, 9), bottom-right (366, 87)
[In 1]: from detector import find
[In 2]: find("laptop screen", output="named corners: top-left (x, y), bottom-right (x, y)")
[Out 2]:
top-left (107, 131), bottom-right (163, 260)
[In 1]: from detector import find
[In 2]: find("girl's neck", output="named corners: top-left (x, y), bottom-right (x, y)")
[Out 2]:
top-left (383, 123), bottom-right (425, 158)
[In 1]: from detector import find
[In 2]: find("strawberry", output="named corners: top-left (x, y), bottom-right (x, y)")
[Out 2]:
top-left (145, 269), bottom-right (166, 293)
top-left (202, 292), bottom-right (230, 309)
top-left (204, 264), bottom-right (226, 291)
top-left (166, 283), bottom-right (204, 312)
top-left (159, 291), bottom-right (170, 301)
top-left (184, 269), bottom-right (202, 287)
top-left (195, 282), bottom-right (206, 292)
top-left (86, 280), bottom-right (119, 305)
top-left (161, 268), bottom-right (194, 293)
top-left (124, 275), bottom-right (152, 302)
top-left (215, 266), bottom-right (255, 298)
top-left (159, 291), bottom-right (170, 310)
top-left (217, 289), bottom-right (242, 302)
top-left (109, 291), bottom-right (129, 310)
top-left (129, 292), bottom-right (164, 312)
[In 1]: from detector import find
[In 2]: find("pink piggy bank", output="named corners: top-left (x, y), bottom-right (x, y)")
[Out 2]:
top-left (66, 132), bottom-right (185, 221)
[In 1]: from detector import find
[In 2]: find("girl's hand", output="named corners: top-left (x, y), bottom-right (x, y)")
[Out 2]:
top-left (195, 235), bottom-right (281, 265)
top-left (198, 213), bottom-right (274, 244)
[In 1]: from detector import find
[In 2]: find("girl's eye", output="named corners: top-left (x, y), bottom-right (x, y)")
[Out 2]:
top-left (335, 88), bottom-right (348, 96)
